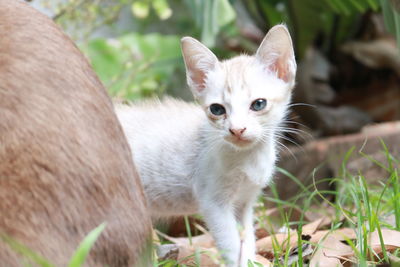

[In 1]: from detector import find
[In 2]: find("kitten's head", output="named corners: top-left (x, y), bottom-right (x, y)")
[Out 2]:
top-left (181, 25), bottom-right (296, 149)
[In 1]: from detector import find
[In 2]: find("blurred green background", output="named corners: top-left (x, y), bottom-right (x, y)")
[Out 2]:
top-left (30, 0), bottom-right (400, 102)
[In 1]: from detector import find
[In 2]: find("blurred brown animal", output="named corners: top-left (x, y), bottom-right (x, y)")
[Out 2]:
top-left (0, 0), bottom-right (152, 266)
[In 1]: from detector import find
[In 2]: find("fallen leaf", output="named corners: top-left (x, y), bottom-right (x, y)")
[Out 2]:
top-left (156, 230), bottom-right (214, 248)
top-left (370, 229), bottom-right (400, 247)
top-left (178, 246), bottom-right (220, 267)
top-left (370, 229), bottom-right (400, 253)
top-left (255, 227), bottom-right (269, 239)
top-left (256, 230), bottom-right (298, 253)
top-left (311, 228), bottom-right (356, 243)
top-left (255, 255), bottom-right (272, 266)
top-left (156, 244), bottom-right (179, 261)
top-left (310, 236), bottom-right (353, 267)
top-left (280, 240), bottom-right (313, 265)
top-left (305, 205), bottom-right (336, 228)
top-left (388, 252), bottom-right (400, 265)
top-left (303, 218), bottom-right (324, 235)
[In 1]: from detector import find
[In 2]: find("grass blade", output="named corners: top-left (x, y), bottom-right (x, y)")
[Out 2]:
top-left (184, 216), bottom-right (193, 246)
top-left (0, 234), bottom-right (55, 267)
top-left (68, 223), bottom-right (106, 267)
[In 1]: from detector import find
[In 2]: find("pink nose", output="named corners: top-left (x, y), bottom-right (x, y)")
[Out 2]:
top-left (229, 127), bottom-right (246, 137)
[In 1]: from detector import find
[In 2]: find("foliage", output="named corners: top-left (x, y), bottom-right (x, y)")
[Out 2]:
top-left (34, 0), bottom-right (400, 100)
top-left (381, 0), bottom-right (400, 49)
top-left (183, 0), bottom-right (236, 47)
top-left (81, 33), bottom-right (181, 100)
top-left (151, 143), bottom-right (400, 266)
top-left (241, 0), bottom-right (382, 58)
top-left (39, 0), bottom-right (131, 41)
top-left (132, 0), bottom-right (172, 20)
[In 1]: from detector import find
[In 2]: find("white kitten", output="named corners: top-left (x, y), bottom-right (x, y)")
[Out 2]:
top-left (116, 25), bottom-right (296, 267)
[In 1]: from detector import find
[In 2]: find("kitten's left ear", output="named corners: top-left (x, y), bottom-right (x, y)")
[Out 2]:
top-left (181, 37), bottom-right (219, 99)
top-left (256, 25), bottom-right (296, 88)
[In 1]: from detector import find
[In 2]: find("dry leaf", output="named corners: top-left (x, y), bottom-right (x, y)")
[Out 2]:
top-left (303, 218), bottom-right (324, 235)
top-left (255, 227), bottom-right (269, 239)
top-left (370, 229), bottom-right (400, 253)
top-left (157, 230), bottom-right (214, 248)
top-left (388, 252), bottom-right (400, 265)
top-left (256, 230), bottom-right (298, 253)
top-left (255, 255), bottom-right (273, 266)
top-left (156, 228), bottom-right (220, 266)
top-left (177, 246), bottom-right (220, 267)
top-left (311, 228), bottom-right (356, 243)
top-left (281, 238), bottom-right (314, 265)
top-left (156, 244), bottom-right (179, 261)
top-left (305, 205), bottom-right (336, 228)
top-left (310, 235), bottom-right (353, 267)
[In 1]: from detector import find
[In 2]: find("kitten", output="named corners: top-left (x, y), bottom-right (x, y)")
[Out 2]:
top-left (0, 1), bottom-right (151, 266)
top-left (117, 25), bottom-right (296, 267)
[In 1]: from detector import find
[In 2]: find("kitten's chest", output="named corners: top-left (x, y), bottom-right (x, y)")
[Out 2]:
top-left (219, 146), bottom-right (276, 187)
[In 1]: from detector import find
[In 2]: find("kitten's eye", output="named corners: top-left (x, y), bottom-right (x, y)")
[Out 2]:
top-left (209, 104), bottom-right (226, 116)
top-left (250, 99), bottom-right (267, 111)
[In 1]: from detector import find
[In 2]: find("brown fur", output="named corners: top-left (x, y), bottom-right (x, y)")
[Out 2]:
top-left (0, 0), bottom-right (152, 266)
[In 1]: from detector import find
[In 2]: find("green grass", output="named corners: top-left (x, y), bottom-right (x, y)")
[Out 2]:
top-left (154, 142), bottom-right (400, 266)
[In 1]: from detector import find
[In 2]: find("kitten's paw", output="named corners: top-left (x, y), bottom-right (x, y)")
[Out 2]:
top-left (240, 250), bottom-right (256, 267)
top-left (240, 258), bottom-right (255, 267)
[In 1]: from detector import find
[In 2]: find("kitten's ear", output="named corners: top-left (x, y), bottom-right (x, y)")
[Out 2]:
top-left (181, 37), bottom-right (219, 99)
top-left (256, 25), bottom-right (296, 87)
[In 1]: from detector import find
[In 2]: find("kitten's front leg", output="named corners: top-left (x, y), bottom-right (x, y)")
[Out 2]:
top-left (200, 200), bottom-right (241, 267)
top-left (237, 200), bottom-right (257, 266)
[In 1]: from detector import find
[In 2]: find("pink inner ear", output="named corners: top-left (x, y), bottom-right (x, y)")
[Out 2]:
top-left (268, 56), bottom-right (289, 82)
top-left (190, 69), bottom-right (206, 92)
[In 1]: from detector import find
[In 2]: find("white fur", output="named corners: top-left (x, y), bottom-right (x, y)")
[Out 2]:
top-left (116, 25), bottom-right (296, 267)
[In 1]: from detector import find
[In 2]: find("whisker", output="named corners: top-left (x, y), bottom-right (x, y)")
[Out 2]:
top-left (260, 129), bottom-right (299, 162)
top-left (275, 140), bottom-right (298, 162)
top-left (272, 125), bottom-right (313, 139)
top-left (274, 133), bottom-right (302, 148)
top-left (281, 119), bottom-right (310, 129)
top-left (287, 102), bottom-right (316, 108)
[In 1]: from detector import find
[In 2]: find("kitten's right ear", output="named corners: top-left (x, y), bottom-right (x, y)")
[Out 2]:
top-left (256, 25), bottom-right (296, 88)
top-left (181, 37), bottom-right (219, 99)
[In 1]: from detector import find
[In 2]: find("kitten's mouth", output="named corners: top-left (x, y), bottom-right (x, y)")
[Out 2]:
top-left (225, 136), bottom-right (254, 147)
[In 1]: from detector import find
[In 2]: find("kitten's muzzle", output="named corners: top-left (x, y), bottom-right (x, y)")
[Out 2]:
top-left (226, 128), bottom-right (254, 147)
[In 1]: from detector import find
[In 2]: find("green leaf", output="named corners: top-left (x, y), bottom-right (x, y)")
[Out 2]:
top-left (201, 0), bottom-right (217, 47)
top-left (82, 33), bottom-right (181, 99)
top-left (84, 38), bottom-right (126, 82)
top-left (258, 1), bottom-right (287, 27)
top-left (131, 1), bottom-right (150, 19)
top-left (67, 223), bottom-right (106, 267)
top-left (152, 0), bottom-right (172, 20)
top-left (366, 0), bottom-right (379, 10)
top-left (217, 0), bottom-right (236, 27)
top-left (289, 0), bottom-right (333, 58)
top-left (197, 0), bottom-right (236, 47)
top-left (381, 0), bottom-right (400, 50)
top-left (349, 0), bottom-right (367, 13)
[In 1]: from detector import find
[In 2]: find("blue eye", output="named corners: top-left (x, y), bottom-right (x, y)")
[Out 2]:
top-left (210, 104), bottom-right (226, 116)
top-left (250, 99), bottom-right (267, 111)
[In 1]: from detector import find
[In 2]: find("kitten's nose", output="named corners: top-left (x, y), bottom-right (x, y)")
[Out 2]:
top-left (229, 127), bottom-right (246, 137)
